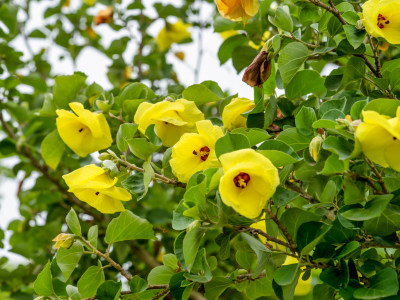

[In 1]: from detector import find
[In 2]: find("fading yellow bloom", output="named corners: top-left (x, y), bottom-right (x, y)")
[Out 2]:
top-left (94, 7), bottom-right (113, 26)
top-left (361, 0), bottom-right (400, 44)
top-left (134, 99), bottom-right (204, 147)
top-left (56, 102), bottom-right (112, 157)
top-left (170, 120), bottom-right (223, 183)
top-left (219, 149), bottom-right (279, 218)
top-left (222, 97), bottom-right (255, 130)
top-left (216, 0), bottom-right (259, 22)
top-left (52, 233), bottom-right (74, 249)
top-left (156, 20), bottom-right (191, 52)
top-left (356, 108), bottom-right (400, 171)
top-left (63, 164), bottom-right (132, 214)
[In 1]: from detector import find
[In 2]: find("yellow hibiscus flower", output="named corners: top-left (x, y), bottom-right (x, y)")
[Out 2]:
top-left (63, 164), bottom-right (132, 214)
top-left (156, 20), bottom-right (191, 52)
top-left (361, 0), bottom-right (400, 44)
top-left (134, 99), bottom-right (204, 147)
top-left (222, 97), bottom-right (255, 130)
top-left (216, 0), bottom-right (259, 22)
top-left (356, 108), bottom-right (400, 171)
top-left (56, 102), bottom-right (112, 157)
top-left (219, 149), bottom-right (279, 218)
top-left (170, 120), bottom-right (224, 183)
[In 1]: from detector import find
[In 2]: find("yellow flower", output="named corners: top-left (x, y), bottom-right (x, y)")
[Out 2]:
top-left (356, 108), bottom-right (400, 171)
top-left (56, 102), bottom-right (112, 157)
top-left (222, 97), bottom-right (255, 130)
top-left (170, 120), bottom-right (223, 183)
top-left (63, 164), bottom-right (132, 214)
top-left (156, 20), bottom-right (191, 52)
top-left (219, 149), bottom-right (279, 218)
top-left (361, 0), bottom-right (400, 44)
top-left (216, 0), bottom-right (259, 22)
top-left (134, 99), bottom-right (204, 147)
top-left (52, 233), bottom-right (74, 249)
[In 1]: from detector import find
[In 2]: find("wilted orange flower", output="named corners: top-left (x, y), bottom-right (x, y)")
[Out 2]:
top-left (94, 7), bottom-right (113, 26)
top-left (216, 0), bottom-right (259, 22)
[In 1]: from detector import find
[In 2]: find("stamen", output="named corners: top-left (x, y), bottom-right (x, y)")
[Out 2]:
top-left (377, 13), bottom-right (389, 29)
top-left (193, 150), bottom-right (197, 155)
top-left (393, 137), bottom-right (397, 141)
top-left (95, 192), bottom-right (99, 195)
top-left (79, 128), bottom-right (84, 132)
top-left (199, 146), bottom-right (210, 161)
top-left (233, 172), bottom-right (251, 189)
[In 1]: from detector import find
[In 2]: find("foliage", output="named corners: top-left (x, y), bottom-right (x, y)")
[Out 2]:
top-left (2, 0), bottom-right (400, 300)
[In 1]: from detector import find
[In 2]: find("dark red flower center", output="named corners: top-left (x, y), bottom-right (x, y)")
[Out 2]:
top-left (193, 146), bottom-right (210, 161)
top-left (233, 172), bottom-right (250, 189)
top-left (377, 14), bottom-right (390, 29)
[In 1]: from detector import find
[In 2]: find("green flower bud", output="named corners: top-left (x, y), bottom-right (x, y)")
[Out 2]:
top-left (52, 233), bottom-right (74, 249)
top-left (309, 135), bottom-right (324, 162)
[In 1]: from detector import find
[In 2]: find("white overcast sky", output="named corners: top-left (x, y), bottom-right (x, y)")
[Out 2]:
top-left (1, 0), bottom-right (254, 262)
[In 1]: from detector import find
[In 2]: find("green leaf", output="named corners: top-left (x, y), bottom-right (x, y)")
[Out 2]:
top-left (77, 265), bottom-right (105, 298)
top-left (129, 275), bottom-right (148, 293)
top-left (344, 25), bottom-right (366, 49)
top-left (280, 208), bottom-right (320, 242)
top-left (258, 150), bottom-right (299, 167)
top-left (295, 106), bottom-right (317, 136)
top-left (41, 130), bottom-right (65, 170)
top-left (53, 73), bottom-right (87, 109)
top-left (362, 98), bottom-right (400, 117)
top-left (274, 264), bottom-right (299, 286)
top-left (297, 222), bottom-right (331, 255)
top-left (183, 227), bottom-right (205, 271)
top-left (56, 242), bottom-right (83, 281)
top-left (322, 136), bottom-right (353, 160)
top-left (319, 154), bottom-right (346, 175)
top-left (276, 127), bottom-right (313, 151)
top-left (66, 285), bottom-right (81, 300)
top-left (335, 241), bottom-right (360, 260)
top-left (147, 265), bottom-right (175, 285)
top-left (105, 210), bottom-right (155, 244)
top-left (66, 208), bottom-right (81, 236)
top-left (34, 261), bottom-right (54, 297)
top-left (127, 138), bottom-right (160, 160)
top-left (215, 132), bottom-right (250, 158)
top-left (97, 281), bottom-right (122, 300)
top-left (231, 46), bottom-right (258, 73)
top-left (273, 186), bottom-right (299, 207)
top-left (204, 277), bottom-right (233, 300)
top-left (218, 34), bottom-right (248, 64)
top-left (182, 84), bottom-right (221, 105)
top-left (277, 42), bottom-right (309, 85)
top-left (118, 82), bottom-right (155, 105)
top-left (162, 254), bottom-right (178, 270)
top-left (240, 233), bottom-right (270, 276)
top-left (341, 195), bottom-right (392, 221)
top-left (88, 225), bottom-right (98, 249)
top-left (269, 6), bottom-right (293, 32)
top-left (341, 56), bottom-right (366, 88)
top-left (116, 123), bottom-right (139, 152)
top-left (353, 268), bottom-right (399, 299)
top-left (364, 204), bottom-right (400, 236)
top-left (312, 119), bottom-right (337, 129)
top-left (286, 70), bottom-right (326, 99)
top-left (121, 160), bottom-right (154, 201)
top-left (320, 180), bottom-right (337, 203)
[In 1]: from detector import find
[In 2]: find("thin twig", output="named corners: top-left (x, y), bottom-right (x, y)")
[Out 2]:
top-left (285, 181), bottom-right (319, 204)
top-left (308, 0), bottom-right (346, 25)
top-left (108, 150), bottom-right (186, 188)
top-left (151, 287), bottom-right (170, 300)
top-left (283, 34), bottom-right (319, 49)
top-left (364, 157), bottom-right (389, 194)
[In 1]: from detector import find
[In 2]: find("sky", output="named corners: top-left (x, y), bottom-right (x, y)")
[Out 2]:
top-left (0, 0), bottom-right (254, 262)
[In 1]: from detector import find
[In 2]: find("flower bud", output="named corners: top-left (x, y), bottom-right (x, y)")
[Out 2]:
top-left (95, 99), bottom-right (113, 113)
top-left (309, 135), bottom-right (324, 162)
top-left (360, 78), bottom-right (375, 96)
top-left (356, 19), bottom-right (364, 30)
top-left (52, 233), bottom-right (74, 249)
top-left (98, 152), bottom-right (112, 161)
top-left (94, 7), bottom-right (113, 26)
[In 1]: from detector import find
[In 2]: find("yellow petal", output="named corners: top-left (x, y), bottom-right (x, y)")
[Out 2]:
top-left (384, 141), bottom-right (400, 171)
top-left (63, 164), bottom-right (106, 187)
top-left (222, 97), bottom-right (255, 130)
top-left (73, 189), bottom-right (126, 214)
top-left (219, 149), bottom-right (279, 219)
top-left (241, 0), bottom-right (259, 17)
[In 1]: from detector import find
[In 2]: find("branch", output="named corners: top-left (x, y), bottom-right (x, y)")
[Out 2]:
top-left (364, 157), bottom-right (389, 194)
top-left (236, 226), bottom-right (292, 249)
top-left (308, 0), bottom-right (346, 25)
top-left (108, 150), bottom-right (186, 188)
top-left (282, 34), bottom-right (319, 49)
top-left (151, 287), bottom-right (170, 300)
top-left (265, 206), bottom-right (298, 254)
top-left (285, 181), bottom-right (319, 204)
